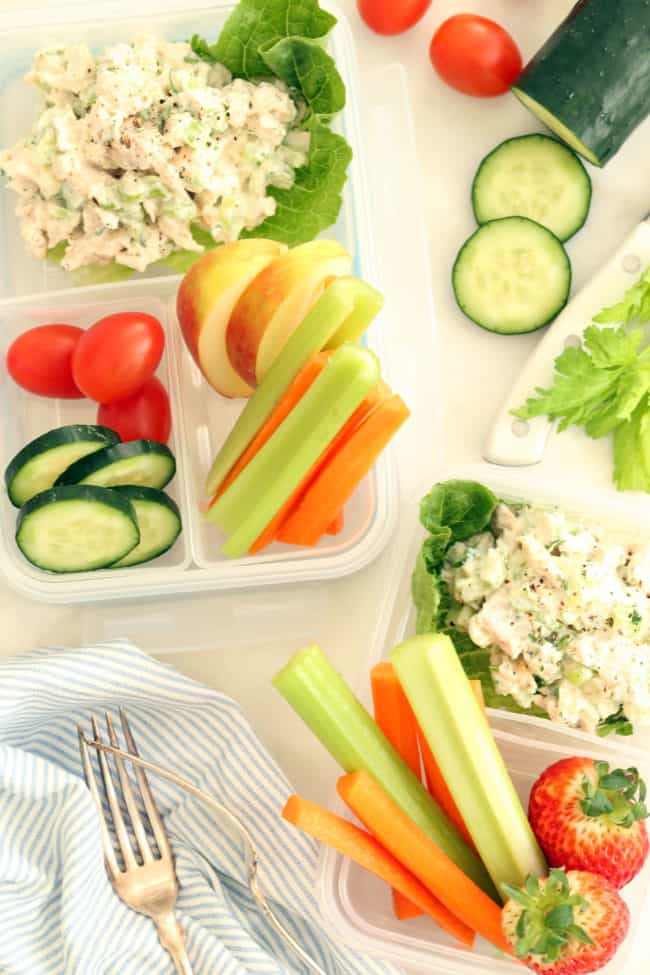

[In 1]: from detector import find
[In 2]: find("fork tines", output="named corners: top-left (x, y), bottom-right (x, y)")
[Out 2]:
top-left (78, 709), bottom-right (172, 876)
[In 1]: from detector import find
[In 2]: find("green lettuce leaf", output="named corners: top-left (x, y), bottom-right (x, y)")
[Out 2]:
top-left (242, 120), bottom-right (351, 247)
top-left (261, 37), bottom-right (345, 120)
top-left (412, 549), bottom-right (445, 636)
top-left (443, 631), bottom-right (547, 717)
top-left (189, 0), bottom-right (350, 251)
top-left (48, 243), bottom-right (135, 286)
top-left (197, 0), bottom-right (336, 79)
top-left (419, 480), bottom-right (497, 542)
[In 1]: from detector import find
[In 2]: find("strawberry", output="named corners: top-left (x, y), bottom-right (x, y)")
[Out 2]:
top-left (502, 868), bottom-right (629, 975)
top-left (528, 757), bottom-right (649, 889)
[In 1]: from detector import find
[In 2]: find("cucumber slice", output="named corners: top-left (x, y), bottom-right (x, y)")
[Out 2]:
top-left (111, 486), bottom-right (182, 567)
top-left (16, 485), bottom-right (139, 573)
top-left (472, 134), bottom-right (592, 242)
top-left (5, 425), bottom-right (120, 508)
top-left (55, 440), bottom-right (176, 490)
top-left (452, 217), bottom-right (571, 335)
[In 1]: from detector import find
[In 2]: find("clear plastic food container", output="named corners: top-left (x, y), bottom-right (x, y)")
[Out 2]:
top-left (317, 464), bottom-right (650, 975)
top-left (0, 1), bottom-right (400, 602)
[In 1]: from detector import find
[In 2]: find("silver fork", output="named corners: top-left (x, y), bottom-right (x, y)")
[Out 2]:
top-left (79, 709), bottom-right (327, 975)
top-left (78, 710), bottom-right (193, 975)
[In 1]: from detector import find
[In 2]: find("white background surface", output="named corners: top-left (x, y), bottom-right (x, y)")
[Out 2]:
top-left (2, 0), bottom-right (650, 970)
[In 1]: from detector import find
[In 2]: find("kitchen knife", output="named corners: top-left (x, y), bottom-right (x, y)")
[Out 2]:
top-left (483, 220), bottom-right (650, 466)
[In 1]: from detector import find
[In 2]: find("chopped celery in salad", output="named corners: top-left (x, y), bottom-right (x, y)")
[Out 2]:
top-left (413, 480), bottom-right (650, 737)
top-left (0, 0), bottom-right (351, 280)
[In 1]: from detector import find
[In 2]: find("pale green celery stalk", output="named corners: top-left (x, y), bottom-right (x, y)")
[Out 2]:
top-left (213, 345), bottom-right (379, 557)
top-left (204, 277), bottom-right (383, 497)
top-left (273, 644), bottom-right (497, 897)
top-left (392, 634), bottom-right (547, 901)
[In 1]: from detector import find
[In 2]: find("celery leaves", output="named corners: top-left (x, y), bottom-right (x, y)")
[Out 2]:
top-left (514, 266), bottom-right (650, 493)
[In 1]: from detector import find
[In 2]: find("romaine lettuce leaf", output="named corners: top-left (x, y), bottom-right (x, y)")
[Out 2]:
top-left (419, 479), bottom-right (497, 542)
top-left (261, 37), bottom-right (345, 120)
top-left (190, 0), bottom-right (351, 252)
top-left (48, 243), bottom-right (135, 285)
top-left (243, 120), bottom-right (351, 248)
top-left (197, 0), bottom-right (336, 79)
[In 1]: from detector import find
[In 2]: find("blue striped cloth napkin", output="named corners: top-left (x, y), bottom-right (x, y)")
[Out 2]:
top-left (0, 640), bottom-right (401, 975)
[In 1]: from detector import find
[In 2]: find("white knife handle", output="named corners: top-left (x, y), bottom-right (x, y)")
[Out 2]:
top-left (483, 221), bottom-right (650, 467)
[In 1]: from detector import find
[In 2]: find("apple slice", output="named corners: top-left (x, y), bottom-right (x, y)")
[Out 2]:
top-left (205, 277), bottom-right (383, 497)
top-left (226, 239), bottom-right (352, 387)
top-left (176, 239), bottom-right (287, 398)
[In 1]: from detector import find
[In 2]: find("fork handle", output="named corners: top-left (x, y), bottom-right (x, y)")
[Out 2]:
top-left (156, 913), bottom-right (194, 975)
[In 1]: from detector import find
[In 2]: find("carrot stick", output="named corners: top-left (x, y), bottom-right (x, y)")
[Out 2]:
top-left (282, 795), bottom-right (474, 946)
top-left (325, 509), bottom-right (344, 535)
top-left (470, 679), bottom-right (486, 712)
top-left (371, 661), bottom-right (423, 919)
top-left (278, 395), bottom-right (410, 547)
top-left (248, 380), bottom-right (390, 554)
top-left (371, 662), bottom-right (420, 777)
top-left (393, 890), bottom-right (425, 920)
top-left (210, 352), bottom-right (333, 506)
top-left (417, 680), bottom-right (486, 852)
top-left (337, 771), bottom-right (511, 955)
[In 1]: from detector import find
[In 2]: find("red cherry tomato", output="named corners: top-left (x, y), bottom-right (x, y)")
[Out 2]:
top-left (357, 0), bottom-right (432, 35)
top-left (430, 15), bottom-right (522, 97)
top-left (6, 324), bottom-right (84, 398)
top-left (72, 311), bottom-right (164, 404)
top-left (97, 377), bottom-right (171, 444)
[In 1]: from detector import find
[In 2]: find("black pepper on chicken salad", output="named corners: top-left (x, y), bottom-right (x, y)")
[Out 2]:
top-left (0, 0), bottom-right (351, 280)
top-left (0, 38), bottom-right (310, 273)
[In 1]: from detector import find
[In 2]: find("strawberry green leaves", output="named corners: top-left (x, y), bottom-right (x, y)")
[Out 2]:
top-left (503, 869), bottom-right (595, 963)
top-left (514, 266), bottom-right (650, 493)
top-left (581, 762), bottom-right (649, 827)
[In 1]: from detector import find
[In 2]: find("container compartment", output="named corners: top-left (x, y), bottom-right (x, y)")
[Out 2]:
top-left (317, 464), bottom-right (650, 974)
top-left (320, 727), bottom-right (650, 975)
top-left (0, 2), bottom-right (399, 601)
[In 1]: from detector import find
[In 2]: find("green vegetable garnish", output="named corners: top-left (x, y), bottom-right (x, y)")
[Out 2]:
top-left (273, 644), bottom-right (496, 895)
top-left (186, 0), bottom-right (352, 256)
top-left (392, 634), bottom-right (546, 898)
top-left (514, 267), bottom-right (650, 492)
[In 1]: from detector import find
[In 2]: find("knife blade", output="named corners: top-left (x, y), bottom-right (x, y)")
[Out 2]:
top-left (483, 219), bottom-right (650, 467)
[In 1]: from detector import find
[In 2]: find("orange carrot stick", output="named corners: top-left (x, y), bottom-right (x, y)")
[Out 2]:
top-left (325, 509), bottom-right (344, 536)
top-left (417, 681), bottom-right (486, 852)
top-left (248, 380), bottom-right (390, 554)
top-left (211, 352), bottom-right (333, 506)
top-left (337, 771), bottom-right (511, 955)
top-left (393, 890), bottom-right (425, 920)
top-left (370, 662), bottom-right (420, 777)
top-left (282, 795), bottom-right (474, 946)
top-left (470, 679), bottom-right (486, 712)
top-left (371, 661), bottom-right (423, 919)
top-left (278, 395), bottom-right (410, 547)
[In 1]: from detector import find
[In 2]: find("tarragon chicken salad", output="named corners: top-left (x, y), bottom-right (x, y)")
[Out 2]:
top-left (0, 0), bottom-right (349, 278)
top-left (0, 40), bottom-right (309, 272)
top-left (413, 480), bottom-right (650, 736)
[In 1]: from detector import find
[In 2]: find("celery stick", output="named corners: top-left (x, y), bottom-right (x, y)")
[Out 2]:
top-left (324, 279), bottom-right (383, 348)
top-left (392, 634), bottom-right (547, 900)
top-left (215, 346), bottom-right (380, 556)
top-left (205, 277), bottom-right (383, 497)
top-left (273, 644), bottom-right (497, 897)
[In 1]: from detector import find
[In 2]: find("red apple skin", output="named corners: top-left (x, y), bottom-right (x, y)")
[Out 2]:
top-left (175, 240), bottom-right (286, 398)
top-left (226, 240), bottom-right (351, 388)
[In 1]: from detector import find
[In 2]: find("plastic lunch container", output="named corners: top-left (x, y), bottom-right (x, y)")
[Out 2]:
top-left (0, 1), bottom-right (399, 603)
top-left (316, 465), bottom-right (650, 975)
